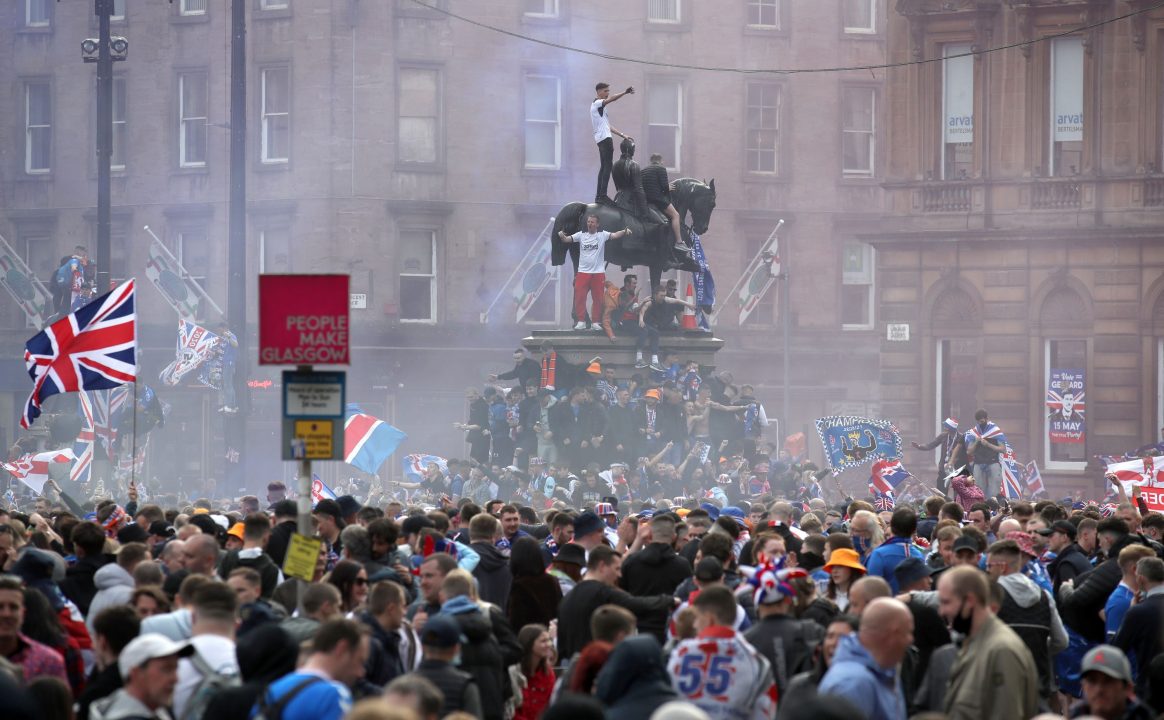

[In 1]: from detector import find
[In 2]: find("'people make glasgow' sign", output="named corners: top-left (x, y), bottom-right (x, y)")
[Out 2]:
top-left (258, 274), bottom-right (350, 365)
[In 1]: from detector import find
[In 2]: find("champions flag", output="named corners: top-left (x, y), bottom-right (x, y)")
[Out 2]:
top-left (344, 408), bottom-right (407, 475)
top-left (310, 473), bottom-right (337, 506)
top-left (869, 458), bottom-right (910, 496)
top-left (22, 279), bottom-right (137, 429)
top-left (159, 319), bottom-right (220, 386)
top-left (2, 448), bottom-right (75, 494)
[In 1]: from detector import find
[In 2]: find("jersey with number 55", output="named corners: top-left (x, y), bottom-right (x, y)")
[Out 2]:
top-left (667, 626), bottom-right (778, 720)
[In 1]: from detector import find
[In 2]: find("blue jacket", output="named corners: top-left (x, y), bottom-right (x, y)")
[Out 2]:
top-left (818, 634), bottom-right (906, 720)
top-left (865, 536), bottom-right (925, 593)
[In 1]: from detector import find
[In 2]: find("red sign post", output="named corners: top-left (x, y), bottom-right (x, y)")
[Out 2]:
top-left (259, 274), bottom-right (350, 365)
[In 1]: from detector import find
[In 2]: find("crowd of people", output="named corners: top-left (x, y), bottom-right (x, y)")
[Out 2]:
top-left (3, 447), bottom-right (1164, 720)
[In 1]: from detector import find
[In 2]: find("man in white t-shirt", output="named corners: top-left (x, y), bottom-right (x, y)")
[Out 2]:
top-left (558, 214), bottom-right (630, 330)
top-left (172, 581), bottom-right (240, 719)
top-left (591, 82), bottom-right (634, 204)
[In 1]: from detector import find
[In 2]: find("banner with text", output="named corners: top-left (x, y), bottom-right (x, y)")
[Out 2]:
top-left (943, 44), bottom-right (974, 145)
top-left (259, 274), bottom-right (350, 365)
top-left (1046, 368), bottom-right (1085, 444)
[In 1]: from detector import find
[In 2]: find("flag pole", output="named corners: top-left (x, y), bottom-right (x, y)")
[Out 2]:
top-left (131, 381), bottom-right (138, 492)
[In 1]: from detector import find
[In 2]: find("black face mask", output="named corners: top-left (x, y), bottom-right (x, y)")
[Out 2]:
top-left (950, 598), bottom-right (973, 635)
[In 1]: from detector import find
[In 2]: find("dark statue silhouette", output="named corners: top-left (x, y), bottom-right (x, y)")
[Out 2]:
top-left (551, 143), bottom-right (715, 292)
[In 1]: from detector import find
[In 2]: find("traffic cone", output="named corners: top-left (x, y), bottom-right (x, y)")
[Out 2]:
top-left (682, 283), bottom-right (697, 330)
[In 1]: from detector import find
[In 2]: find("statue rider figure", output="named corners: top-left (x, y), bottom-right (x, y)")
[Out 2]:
top-left (612, 137), bottom-right (649, 218)
top-left (642, 153), bottom-right (685, 249)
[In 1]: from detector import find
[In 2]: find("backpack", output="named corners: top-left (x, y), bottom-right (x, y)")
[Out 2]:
top-left (180, 649), bottom-right (241, 720)
top-left (253, 676), bottom-right (326, 720)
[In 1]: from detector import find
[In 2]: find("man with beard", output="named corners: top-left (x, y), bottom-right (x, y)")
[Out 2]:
top-left (489, 348), bottom-right (540, 391)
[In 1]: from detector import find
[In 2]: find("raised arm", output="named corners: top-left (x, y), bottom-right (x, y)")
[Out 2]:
top-left (557, 230), bottom-right (576, 244)
top-left (609, 227), bottom-right (632, 240)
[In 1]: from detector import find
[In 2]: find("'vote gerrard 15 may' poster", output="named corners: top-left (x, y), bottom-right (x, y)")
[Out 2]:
top-left (1046, 369), bottom-right (1085, 444)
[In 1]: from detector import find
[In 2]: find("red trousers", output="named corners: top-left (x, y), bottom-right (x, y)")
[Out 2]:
top-left (573, 272), bottom-right (605, 324)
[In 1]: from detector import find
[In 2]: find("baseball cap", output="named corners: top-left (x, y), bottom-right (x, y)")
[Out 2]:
top-left (335, 495), bottom-right (362, 519)
top-left (118, 633), bottom-right (194, 680)
top-left (952, 536), bottom-right (979, 554)
top-left (420, 615), bottom-right (467, 649)
top-left (893, 557), bottom-right (934, 588)
top-left (148, 520), bottom-right (175, 538)
top-left (1080, 645), bottom-right (1133, 683)
top-left (312, 499), bottom-right (345, 527)
top-left (573, 511), bottom-right (604, 539)
top-left (1037, 519), bottom-right (1077, 540)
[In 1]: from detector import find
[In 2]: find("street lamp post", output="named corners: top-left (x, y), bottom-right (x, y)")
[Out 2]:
top-left (85, 0), bottom-right (124, 293)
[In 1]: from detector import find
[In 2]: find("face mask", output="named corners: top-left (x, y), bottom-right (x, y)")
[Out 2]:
top-left (950, 598), bottom-right (973, 636)
top-left (852, 536), bottom-right (870, 556)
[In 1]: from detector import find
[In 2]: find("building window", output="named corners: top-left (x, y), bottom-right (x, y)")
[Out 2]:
top-left (842, 86), bottom-right (875, 177)
top-left (745, 82), bottom-right (780, 174)
top-left (261, 67), bottom-right (290, 164)
top-left (25, 82), bottom-right (51, 174)
top-left (180, 0), bottom-right (207, 16)
top-left (842, 0), bottom-right (875, 34)
top-left (111, 0), bottom-right (126, 20)
top-left (841, 242), bottom-right (874, 329)
top-left (648, 80), bottom-right (683, 171)
top-left (175, 230), bottom-right (209, 291)
top-left (259, 228), bottom-right (292, 273)
top-left (260, 0), bottom-right (289, 9)
top-left (524, 0), bottom-right (558, 18)
top-left (1044, 339), bottom-right (1086, 468)
top-left (399, 229), bottom-right (437, 322)
top-left (936, 338), bottom-right (981, 433)
top-left (111, 77), bottom-right (127, 170)
top-left (178, 72), bottom-right (208, 168)
top-left (26, 0), bottom-right (50, 27)
top-left (398, 67), bottom-right (441, 165)
top-left (524, 75), bottom-right (561, 169)
top-left (747, 0), bottom-right (779, 28)
top-left (1050, 36), bottom-right (1084, 177)
top-left (647, 0), bottom-right (680, 23)
top-left (941, 43), bottom-right (974, 180)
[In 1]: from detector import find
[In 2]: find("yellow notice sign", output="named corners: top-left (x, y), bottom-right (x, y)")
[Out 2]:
top-left (294, 419), bottom-right (334, 460)
top-left (283, 532), bottom-right (322, 583)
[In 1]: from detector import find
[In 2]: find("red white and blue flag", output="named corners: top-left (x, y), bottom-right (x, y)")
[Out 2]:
top-left (311, 473), bottom-right (337, 506)
top-left (344, 407), bottom-right (407, 475)
top-left (402, 453), bottom-right (448, 483)
top-left (965, 421), bottom-right (1007, 446)
top-left (1000, 443), bottom-right (1026, 499)
top-left (869, 458), bottom-right (910, 496)
top-left (2, 448), bottom-right (75, 494)
top-left (1025, 460), bottom-right (1045, 495)
top-left (22, 279), bottom-right (136, 429)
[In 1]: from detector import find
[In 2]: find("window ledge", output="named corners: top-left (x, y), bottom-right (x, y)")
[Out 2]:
top-left (255, 7), bottom-right (292, 20)
top-left (255, 159), bottom-right (291, 172)
top-left (521, 166), bottom-right (569, 179)
top-left (171, 13), bottom-right (210, 25)
top-left (17, 26), bottom-right (53, 36)
top-left (743, 25), bottom-right (788, 38)
top-left (17, 173), bottom-right (53, 182)
top-left (839, 174), bottom-right (878, 184)
top-left (643, 20), bottom-right (690, 33)
top-left (173, 165), bottom-right (210, 176)
top-left (740, 173), bottom-right (788, 186)
top-left (841, 29), bottom-right (879, 38)
top-left (842, 324), bottom-right (875, 332)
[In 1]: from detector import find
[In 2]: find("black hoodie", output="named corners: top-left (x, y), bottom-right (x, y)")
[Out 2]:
top-left (470, 541), bottom-right (513, 611)
top-left (618, 542), bottom-right (691, 640)
top-left (203, 624), bottom-right (299, 720)
top-left (595, 635), bottom-right (678, 720)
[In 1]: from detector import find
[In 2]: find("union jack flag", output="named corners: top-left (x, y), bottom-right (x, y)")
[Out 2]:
top-left (1000, 444), bottom-right (1025, 499)
top-left (873, 494), bottom-right (895, 512)
top-left (965, 421), bottom-right (1007, 447)
top-left (1025, 460), bottom-right (1045, 494)
top-left (869, 458), bottom-right (910, 496)
top-left (22, 280), bottom-right (136, 429)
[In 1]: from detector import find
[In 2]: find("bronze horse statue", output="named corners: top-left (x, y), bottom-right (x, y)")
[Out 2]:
top-left (550, 177), bottom-right (717, 291)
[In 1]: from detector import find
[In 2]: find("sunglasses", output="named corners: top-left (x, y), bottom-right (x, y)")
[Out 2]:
top-left (354, 578), bottom-right (368, 585)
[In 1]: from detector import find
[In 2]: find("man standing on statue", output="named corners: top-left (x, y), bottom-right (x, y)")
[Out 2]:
top-left (558, 215), bottom-right (630, 331)
top-left (642, 154), bottom-right (684, 249)
top-left (591, 83), bottom-right (634, 205)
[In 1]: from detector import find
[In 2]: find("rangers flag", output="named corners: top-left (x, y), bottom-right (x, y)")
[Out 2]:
top-left (310, 473), bottom-right (337, 506)
top-left (159, 319), bottom-right (220, 386)
top-left (2, 448), bottom-right (75, 494)
top-left (1025, 460), bottom-right (1045, 495)
top-left (22, 279), bottom-right (136, 429)
top-left (345, 409), bottom-right (407, 475)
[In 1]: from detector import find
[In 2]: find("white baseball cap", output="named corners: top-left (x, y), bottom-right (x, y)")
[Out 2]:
top-left (118, 633), bottom-right (194, 680)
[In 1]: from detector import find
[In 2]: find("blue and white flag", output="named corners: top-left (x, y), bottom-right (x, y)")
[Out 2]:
top-left (344, 406), bottom-right (406, 475)
top-left (311, 473), bottom-right (337, 506)
top-left (689, 231), bottom-right (716, 330)
top-left (402, 453), bottom-right (448, 483)
top-left (815, 415), bottom-right (903, 475)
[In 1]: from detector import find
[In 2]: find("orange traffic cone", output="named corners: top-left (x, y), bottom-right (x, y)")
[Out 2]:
top-left (682, 283), bottom-right (697, 330)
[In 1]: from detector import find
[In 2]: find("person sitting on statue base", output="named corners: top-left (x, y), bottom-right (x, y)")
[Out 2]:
top-left (642, 153), bottom-right (685, 249)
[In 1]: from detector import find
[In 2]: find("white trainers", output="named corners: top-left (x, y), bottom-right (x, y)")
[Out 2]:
top-left (573, 322), bottom-right (587, 331)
